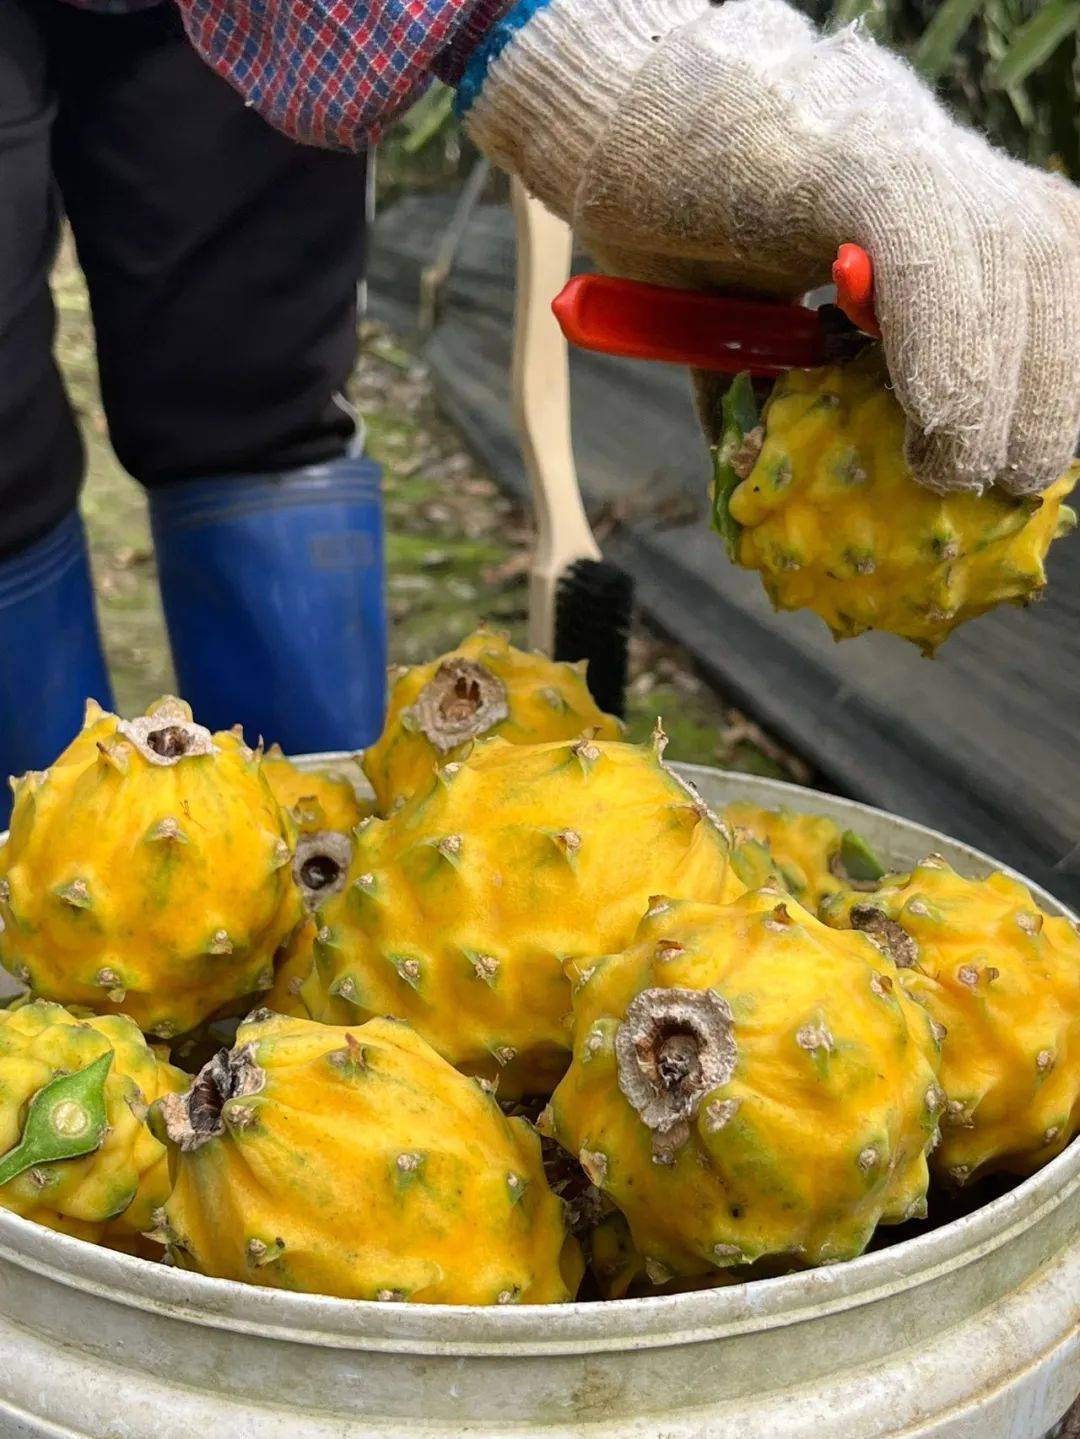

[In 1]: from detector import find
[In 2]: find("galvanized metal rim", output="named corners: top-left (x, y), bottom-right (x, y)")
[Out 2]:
top-left (0, 1133), bottom-right (1074, 1356)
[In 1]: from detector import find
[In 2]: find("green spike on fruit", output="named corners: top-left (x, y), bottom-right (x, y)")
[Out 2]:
top-left (838, 831), bottom-right (886, 885)
top-left (0, 1051), bottom-right (113, 1187)
top-left (145, 817), bottom-right (188, 845)
top-left (55, 880), bottom-right (92, 911)
top-left (710, 372), bottom-right (759, 561)
top-left (728, 836), bottom-right (776, 892)
top-left (0, 1000), bottom-right (183, 1247)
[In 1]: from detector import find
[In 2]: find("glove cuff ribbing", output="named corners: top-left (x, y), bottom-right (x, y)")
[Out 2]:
top-left (460, 0), bottom-right (711, 220)
top-left (434, 0), bottom-right (520, 87)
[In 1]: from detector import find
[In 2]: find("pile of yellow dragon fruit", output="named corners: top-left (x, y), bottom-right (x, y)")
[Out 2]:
top-left (0, 627), bottom-right (1076, 1305)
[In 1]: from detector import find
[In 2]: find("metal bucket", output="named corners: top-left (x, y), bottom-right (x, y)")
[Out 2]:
top-left (0, 763), bottom-right (1076, 1439)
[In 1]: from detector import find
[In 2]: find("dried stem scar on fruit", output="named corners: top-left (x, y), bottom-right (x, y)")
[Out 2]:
top-left (405, 658), bottom-right (510, 753)
top-left (615, 987), bottom-right (737, 1158)
top-left (117, 698), bottom-right (216, 764)
top-left (157, 1045), bottom-right (266, 1152)
top-left (292, 832), bottom-right (352, 909)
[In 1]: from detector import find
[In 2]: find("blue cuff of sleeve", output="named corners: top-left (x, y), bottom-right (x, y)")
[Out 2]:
top-left (455, 0), bottom-right (556, 118)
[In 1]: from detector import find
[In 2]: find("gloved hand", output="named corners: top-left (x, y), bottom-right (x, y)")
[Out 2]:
top-left (464, 0), bottom-right (1080, 495)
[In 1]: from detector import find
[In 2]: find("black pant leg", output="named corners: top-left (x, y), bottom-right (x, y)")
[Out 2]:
top-left (47, 2), bottom-right (369, 487)
top-left (0, 0), bottom-right (82, 560)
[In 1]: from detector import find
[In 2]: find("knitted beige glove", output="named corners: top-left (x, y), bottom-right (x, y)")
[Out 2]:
top-left (464, 0), bottom-right (1080, 495)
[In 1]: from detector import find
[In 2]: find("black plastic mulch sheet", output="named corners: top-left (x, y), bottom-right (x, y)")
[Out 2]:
top-left (369, 190), bottom-right (1079, 907)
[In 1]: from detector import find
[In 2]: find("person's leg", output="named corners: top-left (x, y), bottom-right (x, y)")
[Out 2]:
top-left (50, 2), bottom-right (385, 752)
top-left (0, 0), bottom-right (111, 823)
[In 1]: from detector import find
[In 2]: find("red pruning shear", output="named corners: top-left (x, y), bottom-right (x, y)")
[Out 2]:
top-left (551, 243), bottom-right (879, 378)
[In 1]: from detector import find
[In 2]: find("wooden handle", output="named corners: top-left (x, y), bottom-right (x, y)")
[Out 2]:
top-left (510, 179), bottom-right (600, 655)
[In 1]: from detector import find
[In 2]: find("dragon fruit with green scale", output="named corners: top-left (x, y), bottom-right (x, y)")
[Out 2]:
top-left (299, 730), bottom-right (742, 1097)
top-left (0, 999), bottom-right (185, 1249)
top-left (362, 627), bottom-right (622, 813)
top-left (543, 890), bottom-right (944, 1283)
top-left (821, 856), bottom-right (1080, 1184)
top-left (155, 1010), bottom-right (583, 1304)
top-left (0, 698), bottom-right (303, 1039)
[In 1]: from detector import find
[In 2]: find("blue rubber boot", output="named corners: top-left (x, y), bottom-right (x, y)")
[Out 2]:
top-left (0, 512), bottom-right (114, 828)
top-left (149, 455), bottom-right (386, 754)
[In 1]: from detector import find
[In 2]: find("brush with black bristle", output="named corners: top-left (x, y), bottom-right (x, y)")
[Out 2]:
top-left (510, 180), bottom-right (636, 722)
top-left (552, 557), bottom-right (634, 718)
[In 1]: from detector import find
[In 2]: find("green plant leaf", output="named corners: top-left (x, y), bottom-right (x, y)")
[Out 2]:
top-left (1042, 26), bottom-right (1080, 176)
top-left (990, 0), bottom-right (1080, 88)
top-left (1004, 78), bottom-right (1037, 127)
top-left (400, 86), bottom-right (455, 156)
top-left (0, 1051), bottom-right (113, 1188)
top-left (710, 373), bottom-right (759, 562)
top-left (912, 0), bottom-right (985, 80)
top-left (829, 0), bottom-right (891, 39)
top-left (980, 5), bottom-right (1038, 125)
top-left (730, 836), bottom-right (780, 892)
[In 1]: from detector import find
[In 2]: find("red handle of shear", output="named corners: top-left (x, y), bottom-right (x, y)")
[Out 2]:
top-left (552, 243), bottom-right (880, 377)
top-left (832, 243), bottom-right (879, 339)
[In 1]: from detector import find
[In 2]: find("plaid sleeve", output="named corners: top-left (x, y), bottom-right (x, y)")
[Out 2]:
top-left (176, 0), bottom-right (515, 150)
top-left (58, 0), bottom-right (163, 10)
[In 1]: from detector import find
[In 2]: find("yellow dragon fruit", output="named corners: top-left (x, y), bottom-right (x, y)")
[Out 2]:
top-left (265, 918), bottom-right (318, 1018)
top-left (247, 839), bottom-right (355, 1026)
top-left (585, 1208), bottom-right (744, 1300)
top-left (260, 749), bottom-right (368, 915)
top-left (261, 745), bottom-right (372, 835)
top-left (300, 731), bottom-right (741, 1096)
top-left (544, 891), bottom-right (943, 1283)
top-left (0, 1000), bottom-right (185, 1247)
top-left (0, 698), bottom-right (302, 1039)
top-left (711, 350), bottom-right (1078, 654)
top-left (155, 1010), bottom-right (583, 1304)
top-left (723, 801), bottom-right (885, 912)
top-left (530, 1125), bottom-right (690, 1300)
top-left (821, 857), bottom-right (1080, 1183)
top-left (362, 627), bottom-right (622, 812)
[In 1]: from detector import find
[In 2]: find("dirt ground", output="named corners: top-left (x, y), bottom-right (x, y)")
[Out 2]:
top-left (54, 240), bottom-right (807, 781)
